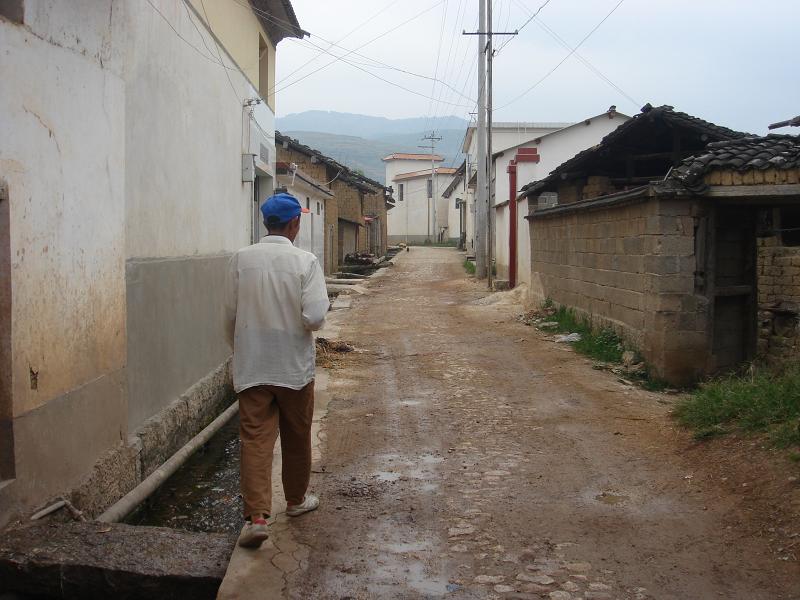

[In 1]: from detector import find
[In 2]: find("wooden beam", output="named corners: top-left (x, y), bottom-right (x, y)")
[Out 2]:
top-left (707, 184), bottom-right (800, 198)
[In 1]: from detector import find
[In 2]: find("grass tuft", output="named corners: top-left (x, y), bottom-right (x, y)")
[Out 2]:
top-left (463, 259), bottom-right (476, 275)
top-left (549, 306), bottom-right (625, 363)
top-left (674, 366), bottom-right (800, 447)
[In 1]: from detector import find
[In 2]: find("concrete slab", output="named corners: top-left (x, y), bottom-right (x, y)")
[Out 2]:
top-left (0, 521), bottom-right (234, 599)
top-left (216, 369), bottom-right (331, 599)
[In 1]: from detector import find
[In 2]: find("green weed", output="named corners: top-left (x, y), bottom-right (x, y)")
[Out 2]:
top-left (463, 259), bottom-right (476, 275)
top-left (674, 366), bottom-right (800, 448)
top-left (548, 306), bottom-right (624, 363)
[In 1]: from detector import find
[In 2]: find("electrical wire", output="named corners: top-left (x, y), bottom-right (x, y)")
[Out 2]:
top-left (529, 12), bottom-right (640, 107)
top-left (199, 0), bottom-right (242, 103)
top-left (494, 0), bottom-right (552, 55)
top-left (424, 0), bottom-right (451, 133)
top-left (495, 0), bottom-right (626, 111)
top-left (272, 0), bottom-right (402, 88)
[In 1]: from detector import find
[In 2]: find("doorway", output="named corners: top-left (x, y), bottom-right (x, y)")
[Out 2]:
top-left (710, 207), bottom-right (757, 371)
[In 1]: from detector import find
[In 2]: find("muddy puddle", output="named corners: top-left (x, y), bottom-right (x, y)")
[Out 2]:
top-left (127, 415), bottom-right (243, 534)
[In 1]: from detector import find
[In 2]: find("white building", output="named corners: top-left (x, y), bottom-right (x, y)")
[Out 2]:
top-left (461, 122), bottom-right (573, 255)
top-left (0, 0), bottom-right (302, 527)
top-left (385, 154), bottom-right (457, 244)
top-left (494, 108), bottom-right (630, 288)
top-left (276, 163), bottom-right (332, 266)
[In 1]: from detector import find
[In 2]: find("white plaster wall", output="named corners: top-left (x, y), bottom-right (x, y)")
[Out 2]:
top-left (517, 197), bottom-right (532, 288)
top-left (492, 113), bottom-right (630, 285)
top-left (494, 206), bottom-right (509, 279)
top-left (0, 0), bottom-right (127, 416)
top-left (283, 179), bottom-right (327, 265)
top-left (125, 0), bottom-right (275, 259)
top-left (387, 177), bottom-right (430, 239)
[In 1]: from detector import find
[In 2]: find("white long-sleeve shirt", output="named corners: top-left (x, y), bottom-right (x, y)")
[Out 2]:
top-left (223, 236), bottom-right (329, 392)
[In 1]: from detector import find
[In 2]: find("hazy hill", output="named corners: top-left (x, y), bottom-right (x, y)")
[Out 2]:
top-left (278, 111), bottom-right (468, 184)
top-left (277, 110), bottom-right (468, 139)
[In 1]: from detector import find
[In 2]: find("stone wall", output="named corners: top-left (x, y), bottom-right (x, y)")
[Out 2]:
top-left (530, 195), bottom-right (708, 384)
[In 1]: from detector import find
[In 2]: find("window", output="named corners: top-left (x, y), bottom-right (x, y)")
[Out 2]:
top-left (398, 183), bottom-right (404, 202)
top-left (0, 180), bottom-right (14, 482)
top-left (306, 197), bottom-right (310, 210)
top-left (258, 34), bottom-right (269, 101)
top-left (427, 179), bottom-right (433, 199)
top-left (781, 207), bottom-right (800, 247)
top-left (0, 0), bottom-right (24, 23)
top-left (316, 202), bottom-right (321, 215)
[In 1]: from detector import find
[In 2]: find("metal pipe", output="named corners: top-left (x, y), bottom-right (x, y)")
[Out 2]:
top-left (97, 401), bottom-right (239, 523)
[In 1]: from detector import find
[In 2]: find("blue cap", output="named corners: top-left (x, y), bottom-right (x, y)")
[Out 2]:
top-left (260, 192), bottom-right (310, 226)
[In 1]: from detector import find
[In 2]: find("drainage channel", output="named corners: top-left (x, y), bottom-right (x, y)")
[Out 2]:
top-left (126, 415), bottom-right (244, 534)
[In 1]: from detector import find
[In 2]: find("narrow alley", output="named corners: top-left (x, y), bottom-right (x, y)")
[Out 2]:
top-left (254, 247), bottom-right (798, 600)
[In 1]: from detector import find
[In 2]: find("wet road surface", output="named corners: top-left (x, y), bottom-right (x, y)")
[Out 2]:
top-left (243, 247), bottom-right (799, 599)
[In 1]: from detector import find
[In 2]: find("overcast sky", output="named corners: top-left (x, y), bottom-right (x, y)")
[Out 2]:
top-left (274, 0), bottom-right (799, 135)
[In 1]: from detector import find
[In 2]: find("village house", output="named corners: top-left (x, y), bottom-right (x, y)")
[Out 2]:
top-left (442, 161), bottom-right (468, 249)
top-left (276, 132), bottom-right (393, 273)
top-left (521, 104), bottom-right (800, 385)
top-left (384, 152), bottom-right (458, 244)
top-left (460, 121), bottom-right (574, 255)
top-left (0, 0), bottom-right (302, 528)
top-left (492, 107), bottom-right (630, 288)
top-left (275, 161), bottom-right (333, 267)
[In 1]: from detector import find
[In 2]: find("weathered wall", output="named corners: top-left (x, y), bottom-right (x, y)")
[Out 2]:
top-left (756, 232), bottom-right (800, 363)
top-left (0, 182), bottom-right (11, 481)
top-left (0, 0), bottom-right (128, 527)
top-left (187, 0), bottom-right (277, 110)
top-left (124, 0), bottom-right (271, 433)
top-left (530, 196), bottom-right (708, 384)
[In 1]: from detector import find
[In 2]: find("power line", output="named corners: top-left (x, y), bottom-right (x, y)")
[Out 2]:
top-left (495, 0), bottom-right (626, 111)
top-left (234, 0), bottom-right (477, 107)
top-left (494, 0), bottom-right (551, 55)
top-left (528, 11), bottom-right (639, 107)
top-left (424, 0), bottom-right (451, 133)
top-left (199, 0), bottom-right (242, 103)
top-left (272, 0), bottom-right (402, 88)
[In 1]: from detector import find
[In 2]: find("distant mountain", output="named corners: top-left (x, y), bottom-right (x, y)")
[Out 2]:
top-left (283, 130), bottom-right (465, 184)
top-left (277, 110), bottom-right (469, 139)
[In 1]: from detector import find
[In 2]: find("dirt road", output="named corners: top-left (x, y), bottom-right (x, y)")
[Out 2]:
top-left (279, 247), bottom-right (799, 599)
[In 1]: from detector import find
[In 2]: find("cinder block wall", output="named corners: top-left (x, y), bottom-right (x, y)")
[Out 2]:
top-left (530, 196), bottom-right (709, 384)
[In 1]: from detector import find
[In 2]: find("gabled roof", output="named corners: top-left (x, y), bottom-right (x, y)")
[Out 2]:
top-left (442, 160), bottom-right (467, 198)
top-left (519, 104), bottom-right (750, 199)
top-left (491, 109), bottom-right (630, 160)
top-left (462, 121), bottom-right (574, 153)
top-left (393, 167), bottom-right (458, 182)
top-left (382, 153), bottom-right (444, 162)
top-left (668, 134), bottom-right (800, 193)
top-left (251, 0), bottom-right (307, 44)
top-left (276, 131), bottom-right (390, 195)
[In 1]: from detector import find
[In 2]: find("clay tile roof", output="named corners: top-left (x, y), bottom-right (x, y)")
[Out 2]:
top-left (382, 153), bottom-right (444, 162)
top-left (519, 104), bottom-right (750, 199)
top-left (669, 134), bottom-right (800, 192)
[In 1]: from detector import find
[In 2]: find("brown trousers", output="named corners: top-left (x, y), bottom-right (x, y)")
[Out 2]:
top-left (238, 381), bottom-right (314, 518)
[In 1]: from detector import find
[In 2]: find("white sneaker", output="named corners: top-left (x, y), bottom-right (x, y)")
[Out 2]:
top-left (286, 493), bottom-right (319, 517)
top-left (238, 517), bottom-right (269, 548)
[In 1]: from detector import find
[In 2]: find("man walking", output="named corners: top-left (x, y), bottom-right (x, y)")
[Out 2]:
top-left (223, 192), bottom-right (330, 548)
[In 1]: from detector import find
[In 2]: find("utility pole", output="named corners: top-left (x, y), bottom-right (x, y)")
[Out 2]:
top-left (420, 132), bottom-right (442, 244)
top-left (475, 0), bottom-right (487, 278)
top-left (486, 0), bottom-right (494, 287)
top-left (465, 2), bottom-right (516, 282)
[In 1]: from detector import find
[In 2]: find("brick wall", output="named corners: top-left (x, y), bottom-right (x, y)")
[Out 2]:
top-left (530, 195), bottom-right (709, 384)
top-left (334, 181), bottom-right (363, 225)
top-left (757, 235), bottom-right (800, 363)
